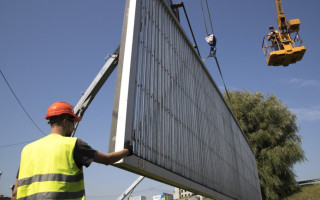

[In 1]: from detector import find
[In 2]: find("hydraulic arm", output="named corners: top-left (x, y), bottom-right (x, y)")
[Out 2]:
top-left (275, 0), bottom-right (287, 33)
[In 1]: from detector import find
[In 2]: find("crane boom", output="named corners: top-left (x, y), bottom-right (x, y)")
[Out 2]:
top-left (275, 0), bottom-right (284, 14)
top-left (69, 45), bottom-right (145, 200)
top-left (71, 45), bottom-right (120, 137)
top-left (117, 176), bottom-right (145, 200)
top-left (275, 0), bottom-right (287, 32)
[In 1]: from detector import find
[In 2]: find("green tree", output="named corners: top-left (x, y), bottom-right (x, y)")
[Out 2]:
top-left (225, 90), bottom-right (306, 200)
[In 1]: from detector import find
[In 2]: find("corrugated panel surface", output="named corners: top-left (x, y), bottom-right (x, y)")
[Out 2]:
top-left (112, 0), bottom-right (262, 199)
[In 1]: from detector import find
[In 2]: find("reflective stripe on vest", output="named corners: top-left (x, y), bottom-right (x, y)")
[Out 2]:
top-left (18, 173), bottom-right (84, 186)
top-left (17, 134), bottom-right (85, 200)
top-left (17, 190), bottom-right (85, 200)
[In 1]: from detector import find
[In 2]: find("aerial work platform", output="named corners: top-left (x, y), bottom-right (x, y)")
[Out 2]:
top-left (262, 32), bottom-right (306, 66)
top-left (262, 0), bottom-right (306, 66)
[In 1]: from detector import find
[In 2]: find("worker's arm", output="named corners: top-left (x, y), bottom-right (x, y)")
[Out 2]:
top-left (268, 32), bottom-right (273, 41)
top-left (93, 149), bottom-right (130, 165)
top-left (11, 179), bottom-right (18, 200)
top-left (93, 140), bottom-right (133, 165)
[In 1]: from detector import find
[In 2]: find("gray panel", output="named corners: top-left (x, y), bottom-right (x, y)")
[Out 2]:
top-left (110, 0), bottom-right (262, 199)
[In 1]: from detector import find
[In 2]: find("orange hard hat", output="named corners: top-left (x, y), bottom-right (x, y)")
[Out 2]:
top-left (45, 101), bottom-right (81, 122)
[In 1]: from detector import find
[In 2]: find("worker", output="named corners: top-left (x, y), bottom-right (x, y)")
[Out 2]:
top-left (268, 26), bottom-right (281, 51)
top-left (205, 33), bottom-right (217, 57)
top-left (11, 101), bottom-right (133, 200)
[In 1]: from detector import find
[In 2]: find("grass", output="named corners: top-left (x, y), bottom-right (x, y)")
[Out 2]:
top-left (284, 183), bottom-right (320, 200)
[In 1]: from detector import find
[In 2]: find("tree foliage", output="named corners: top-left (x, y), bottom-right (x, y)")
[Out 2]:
top-left (225, 90), bottom-right (306, 200)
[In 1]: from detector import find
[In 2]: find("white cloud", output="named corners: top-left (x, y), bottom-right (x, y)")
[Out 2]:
top-left (289, 78), bottom-right (320, 88)
top-left (291, 105), bottom-right (320, 121)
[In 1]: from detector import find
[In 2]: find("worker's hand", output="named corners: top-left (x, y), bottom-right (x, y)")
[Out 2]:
top-left (124, 140), bottom-right (133, 156)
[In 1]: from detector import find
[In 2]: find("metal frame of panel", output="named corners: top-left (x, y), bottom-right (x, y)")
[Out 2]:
top-left (109, 0), bottom-right (262, 199)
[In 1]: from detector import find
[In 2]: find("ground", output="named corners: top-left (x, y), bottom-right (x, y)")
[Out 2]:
top-left (285, 183), bottom-right (320, 200)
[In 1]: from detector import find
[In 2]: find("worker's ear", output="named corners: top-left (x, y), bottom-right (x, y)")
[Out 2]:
top-left (62, 118), bottom-right (68, 126)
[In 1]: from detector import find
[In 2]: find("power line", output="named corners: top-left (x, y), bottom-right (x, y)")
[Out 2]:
top-left (0, 140), bottom-right (36, 149)
top-left (0, 69), bottom-right (46, 136)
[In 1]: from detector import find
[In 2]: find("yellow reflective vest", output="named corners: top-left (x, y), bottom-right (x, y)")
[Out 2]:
top-left (17, 134), bottom-right (85, 200)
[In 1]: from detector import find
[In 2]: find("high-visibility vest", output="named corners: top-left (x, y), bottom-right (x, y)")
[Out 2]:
top-left (17, 134), bottom-right (85, 200)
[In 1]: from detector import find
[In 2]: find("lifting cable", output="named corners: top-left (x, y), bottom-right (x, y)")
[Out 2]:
top-left (199, 0), bottom-right (214, 35)
top-left (199, 0), bottom-right (233, 107)
top-left (171, 2), bottom-right (201, 57)
top-left (213, 56), bottom-right (232, 106)
top-left (200, 0), bottom-right (216, 59)
top-left (205, 0), bottom-right (215, 35)
top-left (199, 0), bottom-right (209, 35)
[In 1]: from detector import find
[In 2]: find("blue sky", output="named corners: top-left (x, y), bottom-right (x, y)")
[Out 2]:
top-left (1, 0), bottom-right (319, 199)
